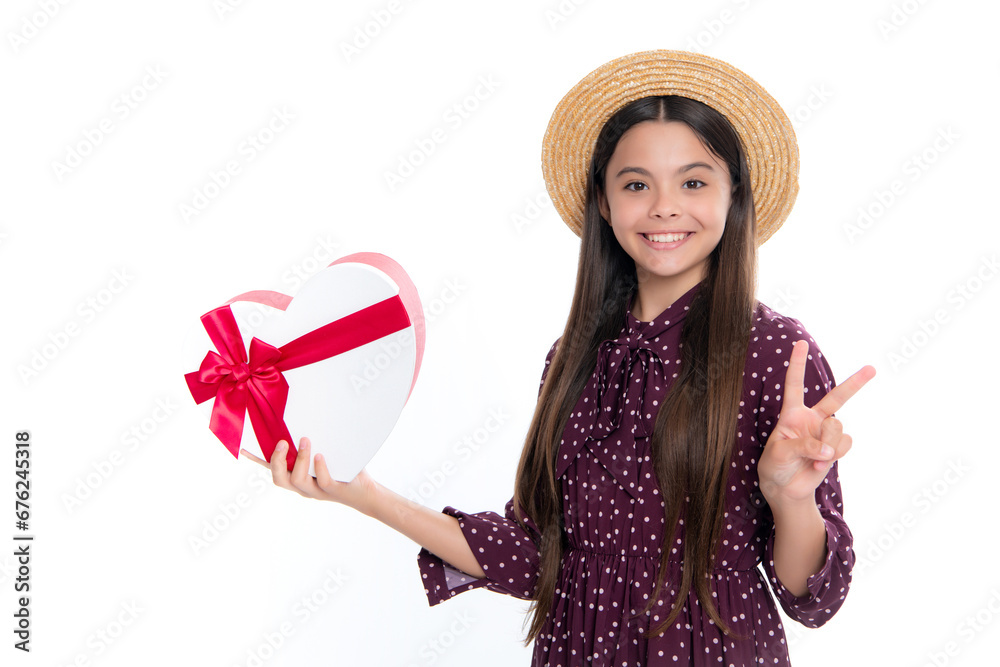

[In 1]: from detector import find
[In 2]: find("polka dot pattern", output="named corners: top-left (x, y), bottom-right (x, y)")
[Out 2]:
top-left (417, 281), bottom-right (855, 665)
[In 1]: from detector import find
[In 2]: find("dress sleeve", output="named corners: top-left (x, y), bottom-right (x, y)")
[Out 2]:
top-left (415, 338), bottom-right (560, 606)
top-left (753, 318), bottom-right (855, 628)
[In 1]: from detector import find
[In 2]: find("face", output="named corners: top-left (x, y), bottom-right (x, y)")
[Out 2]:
top-left (598, 120), bottom-right (732, 303)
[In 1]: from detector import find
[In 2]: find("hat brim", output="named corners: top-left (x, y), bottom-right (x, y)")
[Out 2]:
top-left (541, 50), bottom-right (799, 245)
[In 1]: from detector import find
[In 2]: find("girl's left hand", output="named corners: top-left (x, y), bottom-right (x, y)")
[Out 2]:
top-left (757, 339), bottom-right (876, 507)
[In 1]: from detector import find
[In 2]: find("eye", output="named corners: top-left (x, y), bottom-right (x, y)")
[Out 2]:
top-left (682, 179), bottom-right (706, 189)
top-left (624, 181), bottom-right (647, 192)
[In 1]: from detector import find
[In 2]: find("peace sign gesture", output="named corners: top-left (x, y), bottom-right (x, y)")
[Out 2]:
top-left (757, 339), bottom-right (876, 507)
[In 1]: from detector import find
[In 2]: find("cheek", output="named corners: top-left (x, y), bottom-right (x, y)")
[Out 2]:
top-left (610, 224), bottom-right (630, 247)
top-left (608, 194), bottom-right (645, 221)
top-left (696, 194), bottom-right (730, 225)
top-left (609, 225), bottom-right (636, 255)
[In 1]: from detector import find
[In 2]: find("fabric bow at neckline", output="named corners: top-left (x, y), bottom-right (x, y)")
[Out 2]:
top-left (576, 336), bottom-right (667, 499)
top-left (590, 337), bottom-right (666, 441)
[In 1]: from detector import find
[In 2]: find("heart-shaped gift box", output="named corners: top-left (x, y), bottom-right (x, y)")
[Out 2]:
top-left (183, 252), bottom-right (424, 481)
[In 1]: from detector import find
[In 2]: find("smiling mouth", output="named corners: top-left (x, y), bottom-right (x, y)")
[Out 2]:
top-left (643, 232), bottom-right (691, 243)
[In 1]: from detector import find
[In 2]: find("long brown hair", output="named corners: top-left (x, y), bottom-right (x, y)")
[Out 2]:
top-left (513, 95), bottom-right (758, 643)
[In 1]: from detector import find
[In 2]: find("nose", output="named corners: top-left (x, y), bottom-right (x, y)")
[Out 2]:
top-left (649, 188), bottom-right (681, 218)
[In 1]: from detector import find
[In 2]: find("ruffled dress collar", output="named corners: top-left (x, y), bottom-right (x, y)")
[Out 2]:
top-left (623, 279), bottom-right (703, 355)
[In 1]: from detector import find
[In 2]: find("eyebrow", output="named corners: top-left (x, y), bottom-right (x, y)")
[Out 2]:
top-left (612, 162), bottom-right (716, 179)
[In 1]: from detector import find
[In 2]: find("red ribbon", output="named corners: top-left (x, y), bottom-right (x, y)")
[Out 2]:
top-left (185, 296), bottom-right (412, 471)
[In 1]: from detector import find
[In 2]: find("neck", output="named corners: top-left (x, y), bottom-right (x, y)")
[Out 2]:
top-left (631, 265), bottom-right (707, 322)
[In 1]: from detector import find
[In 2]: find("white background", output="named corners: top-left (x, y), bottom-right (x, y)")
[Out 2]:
top-left (2, 1), bottom-right (998, 665)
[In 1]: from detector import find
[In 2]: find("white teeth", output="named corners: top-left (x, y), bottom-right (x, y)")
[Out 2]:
top-left (644, 232), bottom-right (689, 243)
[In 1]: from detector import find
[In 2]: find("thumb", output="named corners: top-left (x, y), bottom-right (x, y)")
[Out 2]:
top-left (795, 435), bottom-right (835, 463)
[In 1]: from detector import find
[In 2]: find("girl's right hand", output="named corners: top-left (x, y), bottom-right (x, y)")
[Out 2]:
top-left (241, 437), bottom-right (379, 515)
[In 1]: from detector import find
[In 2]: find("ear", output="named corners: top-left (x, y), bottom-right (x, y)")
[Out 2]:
top-left (597, 188), bottom-right (611, 223)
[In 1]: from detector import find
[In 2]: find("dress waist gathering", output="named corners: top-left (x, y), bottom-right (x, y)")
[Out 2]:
top-left (563, 544), bottom-right (764, 573)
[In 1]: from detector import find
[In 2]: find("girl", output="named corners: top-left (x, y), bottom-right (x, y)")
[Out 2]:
top-left (246, 50), bottom-right (875, 666)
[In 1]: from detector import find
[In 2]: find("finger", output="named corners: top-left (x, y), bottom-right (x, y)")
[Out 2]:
top-left (819, 417), bottom-right (843, 450)
top-left (794, 434), bottom-right (835, 463)
top-left (288, 437), bottom-right (316, 492)
top-left (765, 433), bottom-right (833, 465)
top-left (280, 438), bottom-right (318, 498)
top-left (240, 448), bottom-right (268, 468)
top-left (837, 433), bottom-right (853, 458)
top-left (269, 440), bottom-right (293, 487)
top-left (813, 458), bottom-right (834, 472)
top-left (813, 364), bottom-right (877, 419)
top-left (813, 434), bottom-right (851, 471)
top-left (813, 416), bottom-right (852, 470)
top-left (313, 453), bottom-right (342, 496)
top-left (779, 339), bottom-right (809, 414)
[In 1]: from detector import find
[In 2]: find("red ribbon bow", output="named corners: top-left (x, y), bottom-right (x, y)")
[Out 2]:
top-left (185, 296), bottom-right (411, 471)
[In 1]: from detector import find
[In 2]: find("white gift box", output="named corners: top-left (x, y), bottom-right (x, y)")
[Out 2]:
top-left (183, 252), bottom-right (425, 482)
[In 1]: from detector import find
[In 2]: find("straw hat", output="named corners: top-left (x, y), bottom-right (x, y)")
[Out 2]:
top-left (541, 49), bottom-right (799, 245)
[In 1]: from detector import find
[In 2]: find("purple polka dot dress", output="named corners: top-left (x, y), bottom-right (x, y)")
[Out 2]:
top-left (417, 280), bottom-right (854, 666)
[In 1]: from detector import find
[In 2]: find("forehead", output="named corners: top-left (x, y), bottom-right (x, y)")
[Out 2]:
top-left (611, 120), bottom-right (725, 170)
